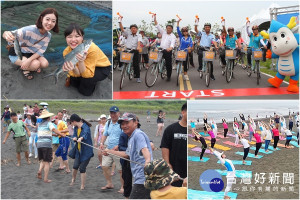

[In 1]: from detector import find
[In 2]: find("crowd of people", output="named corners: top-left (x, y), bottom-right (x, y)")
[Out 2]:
top-left (114, 13), bottom-right (272, 83)
top-left (1, 102), bottom-right (187, 199)
top-left (190, 112), bottom-right (299, 199)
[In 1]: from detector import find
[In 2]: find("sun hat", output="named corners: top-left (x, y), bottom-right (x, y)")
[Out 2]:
top-left (98, 114), bottom-right (107, 120)
top-left (144, 159), bottom-right (181, 190)
top-left (38, 110), bottom-right (54, 119)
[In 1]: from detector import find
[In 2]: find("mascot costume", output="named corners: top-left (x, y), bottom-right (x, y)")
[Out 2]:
top-left (261, 17), bottom-right (299, 93)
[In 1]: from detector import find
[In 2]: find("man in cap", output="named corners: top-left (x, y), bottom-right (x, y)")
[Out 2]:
top-left (160, 102), bottom-right (187, 187)
top-left (105, 112), bottom-right (153, 199)
top-left (3, 112), bottom-right (31, 166)
top-left (100, 106), bottom-right (124, 192)
top-left (144, 159), bottom-right (187, 199)
top-left (209, 147), bottom-right (236, 199)
top-left (118, 15), bottom-right (143, 83)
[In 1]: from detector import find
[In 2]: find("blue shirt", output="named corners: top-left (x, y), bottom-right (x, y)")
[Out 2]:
top-left (37, 120), bottom-right (55, 148)
top-left (118, 132), bottom-right (129, 166)
top-left (249, 33), bottom-right (263, 49)
top-left (126, 128), bottom-right (153, 184)
top-left (225, 35), bottom-right (237, 49)
top-left (197, 31), bottom-right (215, 47)
top-left (103, 120), bottom-right (122, 149)
top-left (73, 123), bottom-right (94, 162)
top-left (177, 27), bottom-right (193, 51)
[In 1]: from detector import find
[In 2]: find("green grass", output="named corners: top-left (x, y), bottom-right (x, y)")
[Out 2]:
top-left (1, 100), bottom-right (185, 119)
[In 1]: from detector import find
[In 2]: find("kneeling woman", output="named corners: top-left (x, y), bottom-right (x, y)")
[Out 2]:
top-left (63, 23), bottom-right (111, 96)
top-left (69, 114), bottom-right (94, 190)
top-left (2, 8), bottom-right (59, 80)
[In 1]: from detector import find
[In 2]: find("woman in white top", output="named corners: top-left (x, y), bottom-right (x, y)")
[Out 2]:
top-left (261, 122), bottom-right (272, 152)
top-left (94, 114), bottom-right (107, 169)
top-left (238, 133), bottom-right (250, 164)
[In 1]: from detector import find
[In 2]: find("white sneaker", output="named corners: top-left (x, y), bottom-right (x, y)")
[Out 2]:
top-left (35, 155), bottom-right (38, 159)
top-left (184, 75), bottom-right (189, 81)
top-left (29, 153), bottom-right (33, 158)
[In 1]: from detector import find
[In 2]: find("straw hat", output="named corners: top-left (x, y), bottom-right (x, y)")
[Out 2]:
top-left (38, 110), bottom-right (54, 119)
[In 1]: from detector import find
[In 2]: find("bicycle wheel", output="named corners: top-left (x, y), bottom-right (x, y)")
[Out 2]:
top-left (176, 62), bottom-right (182, 86)
top-left (145, 63), bottom-right (159, 87)
top-left (226, 60), bottom-right (233, 83)
top-left (256, 61), bottom-right (260, 85)
top-left (119, 63), bottom-right (127, 89)
top-left (128, 64), bottom-right (134, 80)
top-left (161, 59), bottom-right (167, 79)
top-left (205, 62), bottom-right (211, 87)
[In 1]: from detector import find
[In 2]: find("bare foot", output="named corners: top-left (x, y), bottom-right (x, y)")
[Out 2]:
top-left (118, 188), bottom-right (124, 194)
top-left (44, 179), bottom-right (52, 183)
top-left (37, 171), bottom-right (42, 179)
top-left (27, 159), bottom-right (31, 165)
top-left (80, 186), bottom-right (85, 190)
top-left (70, 179), bottom-right (75, 186)
top-left (16, 163), bottom-right (20, 167)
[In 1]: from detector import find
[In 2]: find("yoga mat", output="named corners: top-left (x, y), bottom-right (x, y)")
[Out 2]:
top-left (249, 147), bottom-right (273, 154)
top-left (276, 143), bottom-right (286, 147)
top-left (205, 141), bottom-right (231, 151)
top-left (226, 133), bottom-right (236, 138)
top-left (261, 144), bottom-right (280, 151)
top-left (191, 147), bottom-right (213, 154)
top-left (217, 160), bottom-right (252, 166)
top-left (235, 152), bottom-right (263, 159)
top-left (199, 132), bottom-right (210, 136)
top-left (223, 141), bottom-right (243, 148)
top-left (292, 135), bottom-right (298, 140)
top-left (188, 144), bottom-right (197, 148)
top-left (188, 156), bottom-right (210, 162)
top-left (290, 141), bottom-right (299, 147)
top-left (216, 134), bottom-right (225, 138)
top-left (188, 189), bottom-right (238, 200)
top-left (215, 169), bottom-right (253, 178)
top-left (249, 141), bottom-right (256, 145)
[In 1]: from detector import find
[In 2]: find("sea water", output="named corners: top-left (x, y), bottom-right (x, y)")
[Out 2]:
top-left (188, 100), bottom-right (299, 123)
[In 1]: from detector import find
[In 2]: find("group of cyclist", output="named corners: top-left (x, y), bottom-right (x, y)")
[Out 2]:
top-left (114, 14), bottom-right (270, 86)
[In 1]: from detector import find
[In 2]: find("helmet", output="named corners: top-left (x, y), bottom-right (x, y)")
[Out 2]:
top-left (204, 23), bottom-right (211, 28)
top-left (252, 25), bottom-right (259, 30)
top-left (227, 27), bottom-right (234, 32)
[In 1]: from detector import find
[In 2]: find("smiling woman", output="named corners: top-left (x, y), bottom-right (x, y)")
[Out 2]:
top-left (2, 8), bottom-right (59, 80)
top-left (62, 23), bottom-right (111, 96)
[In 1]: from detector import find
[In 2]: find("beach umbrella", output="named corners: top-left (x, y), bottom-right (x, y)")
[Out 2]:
top-left (39, 102), bottom-right (49, 106)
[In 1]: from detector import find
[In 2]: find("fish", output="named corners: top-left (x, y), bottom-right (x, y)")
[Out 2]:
top-left (12, 32), bottom-right (22, 60)
top-left (43, 39), bottom-right (93, 84)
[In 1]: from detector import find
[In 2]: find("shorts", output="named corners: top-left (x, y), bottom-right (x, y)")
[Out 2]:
top-left (9, 55), bottom-right (18, 64)
top-left (102, 154), bottom-right (122, 171)
top-left (73, 157), bottom-right (91, 173)
top-left (52, 144), bottom-right (59, 153)
top-left (14, 135), bottom-right (29, 153)
top-left (38, 147), bottom-right (53, 162)
top-left (3, 119), bottom-right (11, 127)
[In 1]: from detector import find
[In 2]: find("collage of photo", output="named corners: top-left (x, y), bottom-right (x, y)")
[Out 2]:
top-left (1, 0), bottom-right (299, 200)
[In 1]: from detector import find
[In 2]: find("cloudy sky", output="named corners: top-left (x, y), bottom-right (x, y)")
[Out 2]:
top-left (113, 0), bottom-right (298, 31)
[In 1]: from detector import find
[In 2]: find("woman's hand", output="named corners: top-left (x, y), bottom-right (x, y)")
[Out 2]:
top-left (20, 59), bottom-right (31, 70)
top-left (3, 31), bottom-right (15, 43)
top-left (62, 61), bottom-right (75, 72)
top-left (76, 51), bottom-right (87, 62)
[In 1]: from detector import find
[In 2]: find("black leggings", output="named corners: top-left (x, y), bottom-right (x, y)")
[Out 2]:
top-left (243, 147), bottom-right (250, 160)
top-left (70, 66), bottom-right (110, 96)
top-left (255, 143), bottom-right (262, 156)
top-left (273, 136), bottom-right (279, 148)
top-left (182, 54), bottom-right (189, 73)
top-left (285, 138), bottom-right (292, 146)
top-left (247, 48), bottom-right (253, 66)
top-left (141, 53), bottom-right (149, 64)
top-left (224, 128), bottom-right (228, 137)
top-left (162, 50), bottom-right (173, 79)
top-left (200, 137), bottom-right (207, 160)
top-left (122, 160), bottom-right (132, 198)
top-left (211, 138), bottom-right (216, 148)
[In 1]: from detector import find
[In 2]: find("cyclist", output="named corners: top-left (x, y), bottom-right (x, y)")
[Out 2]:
top-left (139, 30), bottom-right (150, 69)
top-left (246, 24), bottom-right (267, 72)
top-left (116, 34), bottom-right (126, 71)
top-left (150, 32), bottom-right (162, 47)
top-left (220, 24), bottom-right (241, 77)
top-left (194, 20), bottom-right (218, 80)
top-left (118, 16), bottom-right (143, 83)
top-left (177, 19), bottom-right (193, 81)
top-left (154, 14), bottom-right (176, 82)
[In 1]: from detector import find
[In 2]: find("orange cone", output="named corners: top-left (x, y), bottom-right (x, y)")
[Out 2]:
top-left (287, 79), bottom-right (299, 93)
top-left (268, 76), bottom-right (283, 88)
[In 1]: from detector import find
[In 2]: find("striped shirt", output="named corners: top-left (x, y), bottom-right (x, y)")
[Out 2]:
top-left (37, 120), bottom-right (55, 148)
top-left (13, 25), bottom-right (51, 56)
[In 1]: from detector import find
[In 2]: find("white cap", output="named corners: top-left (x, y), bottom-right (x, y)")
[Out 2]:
top-left (98, 114), bottom-right (107, 120)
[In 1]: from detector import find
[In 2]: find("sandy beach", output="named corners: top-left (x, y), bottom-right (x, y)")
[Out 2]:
top-left (1, 115), bottom-right (179, 199)
top-left (188, 116), bottom-right (299, 199)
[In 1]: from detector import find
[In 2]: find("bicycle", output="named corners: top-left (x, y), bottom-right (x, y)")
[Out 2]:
top-left (238, 44), bottom-right (248, 69)
top-left (145, 47), bottom-right (167, 87)
top-left (246, 47), bottom-right (264, 85)
top-left (119, 48), bottom-right (134, 89)
top-left (113, 46), bottom-right (124, 70)
top-left (200, 46), bottom-right (215, 87)
top-left (224, 47), bottom-right (238, 83)
top-left (175, 48), bottom-right (189, 86)
top-left (139, 47), bottom-right (148, 71)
